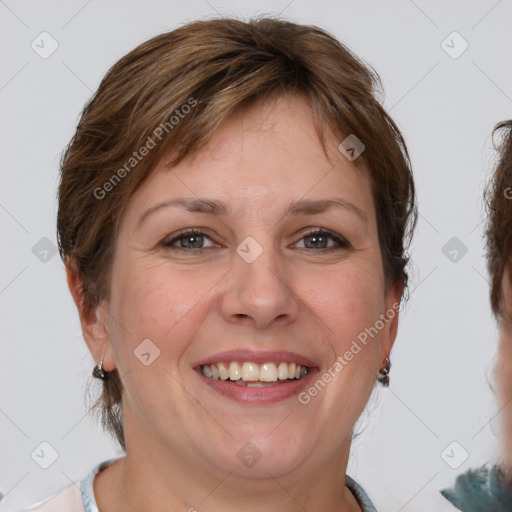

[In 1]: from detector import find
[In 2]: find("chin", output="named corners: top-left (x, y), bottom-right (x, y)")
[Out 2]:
top-left (208, 432), bottom-right (315, 480)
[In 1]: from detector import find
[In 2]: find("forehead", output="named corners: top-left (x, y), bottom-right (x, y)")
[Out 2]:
top-left (124, 94), bottom-right (374, 223)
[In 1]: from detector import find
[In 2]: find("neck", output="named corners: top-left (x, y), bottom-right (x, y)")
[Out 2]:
top-left (95, 416), bottom-right (363, 512)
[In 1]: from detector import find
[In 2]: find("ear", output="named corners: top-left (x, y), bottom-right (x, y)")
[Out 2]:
top-left (381, 280), bottom-right (403, 362)
top-left (66, 258), bottom-right (116, 372)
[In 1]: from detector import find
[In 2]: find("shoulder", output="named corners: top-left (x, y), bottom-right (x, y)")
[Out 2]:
top-left (19, 484), bottom-right (83, 512)
top-left (440, 464), bottom-right (512, 511)
top-left (18, 456), bottom-right (123, 512)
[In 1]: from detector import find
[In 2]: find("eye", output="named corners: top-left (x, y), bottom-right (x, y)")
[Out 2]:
top-left (160, 227), bottom-right (351, 253)
top-left (161, 229), bottom-right (219, 251)
top-left (295, 228), bottom-right (351, 251)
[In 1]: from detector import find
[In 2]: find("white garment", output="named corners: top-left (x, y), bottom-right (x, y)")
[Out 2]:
top-left (21, 458), bottom-right (122, 512)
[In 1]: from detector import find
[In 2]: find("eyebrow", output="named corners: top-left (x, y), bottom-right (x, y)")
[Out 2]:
top-left (137, 196), bottom-right (368, 228)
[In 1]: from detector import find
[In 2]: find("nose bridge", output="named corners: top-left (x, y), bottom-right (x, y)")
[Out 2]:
top-left (236, 232), bottom-right (285, 298)
top-left (222, 232), bottom-right (299, 328)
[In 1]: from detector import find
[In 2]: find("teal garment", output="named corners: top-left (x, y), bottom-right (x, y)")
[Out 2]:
top-left (80, 457), bottom-right (123, 512)
top-left (81, 458), bottom-right (377, 511)
top-left (346, 474), bottom-right (378, 511)
top-left (440, 464), bottom-right (512, 511)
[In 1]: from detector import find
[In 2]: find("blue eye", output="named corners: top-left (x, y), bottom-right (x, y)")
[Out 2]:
top-left (297, 229), bottom-right (350, 250)
top-left (162, 229), bottom-right (216, 250)
top-left (161, 228), bottom-right (350, 252)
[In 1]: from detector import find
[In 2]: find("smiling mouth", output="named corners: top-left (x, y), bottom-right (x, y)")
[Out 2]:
top-left (200, 361), bottom-right (309, 387)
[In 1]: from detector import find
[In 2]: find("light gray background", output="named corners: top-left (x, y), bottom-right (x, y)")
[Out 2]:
top-left (1, 1), bottom-right (511, 510)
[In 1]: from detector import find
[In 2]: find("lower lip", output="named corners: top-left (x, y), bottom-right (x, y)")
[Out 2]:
top-left (196, 369), bottom-right (317, 404)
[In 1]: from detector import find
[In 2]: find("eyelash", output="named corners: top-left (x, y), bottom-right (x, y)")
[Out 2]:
top-left (161, 228), bottom-right (351, 253)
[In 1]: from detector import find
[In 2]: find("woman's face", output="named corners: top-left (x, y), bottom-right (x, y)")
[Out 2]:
top-left (94, 94), bottom-right (400, 479)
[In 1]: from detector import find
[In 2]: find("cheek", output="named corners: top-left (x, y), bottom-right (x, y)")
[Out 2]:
top-left (311, 265), bottom-right (385, 348)
top-left (297, 268), bottom-right (384, 441)
top-left (108, 260), bottom-right (219, 355)
top-left (304, 264), bottom-right (385, 410)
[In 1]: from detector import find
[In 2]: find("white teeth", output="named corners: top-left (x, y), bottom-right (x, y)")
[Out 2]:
top-left (236, 380), bottom-right (284, 387)
top-left (241, 362), bottom-right (259, 381)
top-left (259, 363), bottom-right (278, 382)
top-left (278, 362), bottom-right (289, 380)
top-left (218, 362), bottom-right (229, 380)
top-left (201, 361), bottom-right (309, 382)
top-left (228, 362), bottom-right (241, 380)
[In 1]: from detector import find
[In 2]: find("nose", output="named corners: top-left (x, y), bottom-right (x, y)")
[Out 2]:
top-left (220, 239), bottom-right (300, 330)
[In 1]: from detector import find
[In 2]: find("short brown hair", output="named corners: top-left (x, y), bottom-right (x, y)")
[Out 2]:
top-left (57, 16), bottom-right (417, 451)
top-left (486, 120), bottom-right (512, 319)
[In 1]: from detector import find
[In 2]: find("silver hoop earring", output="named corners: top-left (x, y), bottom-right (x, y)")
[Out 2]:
top-left (377, 357), bottom-right (391, 387)
top-left (92, 353), bottom-right (107, 380)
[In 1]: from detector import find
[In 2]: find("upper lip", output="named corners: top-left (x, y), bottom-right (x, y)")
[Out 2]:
top-left (193, 349), bottom-right (318, 369)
